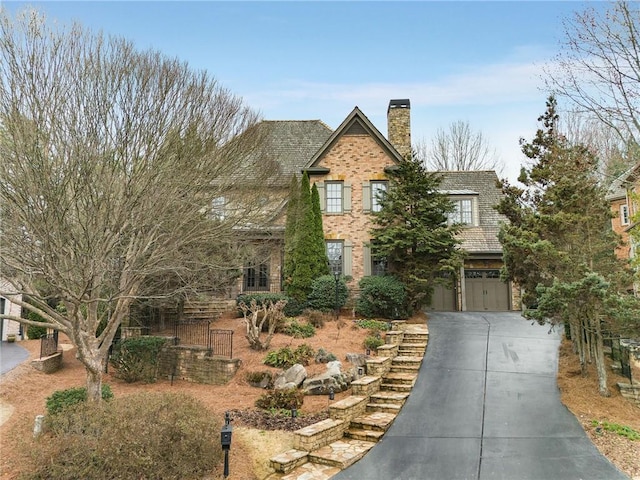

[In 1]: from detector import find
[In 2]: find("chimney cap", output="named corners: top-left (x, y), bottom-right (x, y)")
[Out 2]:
top-left (388, 99), bottom-right (410, 110)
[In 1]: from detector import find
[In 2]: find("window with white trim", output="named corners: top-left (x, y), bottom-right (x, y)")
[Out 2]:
top-left (448, 198), bottom-right (473, 225)
top-left (371, 181), bottom-right (388, 213)
top-left (325, 182), bottom-right (343, 213)
top-left (621, 204), bottom-right (630, 226)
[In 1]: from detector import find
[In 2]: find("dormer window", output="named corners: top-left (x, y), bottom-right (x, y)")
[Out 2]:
top-left (449, 198), bottom-right (473, 225)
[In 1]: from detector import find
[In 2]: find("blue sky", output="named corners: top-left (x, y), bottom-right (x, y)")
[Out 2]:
top-left (3, 1), bottom-right (603, 182)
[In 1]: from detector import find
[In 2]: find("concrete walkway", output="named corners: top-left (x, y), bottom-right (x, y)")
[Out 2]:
top-left (333, 312), bottom-right (628, 480)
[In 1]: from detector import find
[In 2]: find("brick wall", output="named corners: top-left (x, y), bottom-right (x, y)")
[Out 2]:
top-left (312, 134), bottom-right (396, 285)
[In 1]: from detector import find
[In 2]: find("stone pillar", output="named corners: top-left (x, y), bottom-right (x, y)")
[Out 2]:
top-left (387, 99), bottom-right (411, 160)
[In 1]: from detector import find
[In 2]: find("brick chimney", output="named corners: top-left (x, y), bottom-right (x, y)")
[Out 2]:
top-left (387, 99), bottom-right (411, 159)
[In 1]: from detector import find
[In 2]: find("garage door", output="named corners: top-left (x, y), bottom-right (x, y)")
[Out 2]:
top-left (429, 284), bottom-right (456, 311)
top-left (464, 269), bottom-right (509, 311)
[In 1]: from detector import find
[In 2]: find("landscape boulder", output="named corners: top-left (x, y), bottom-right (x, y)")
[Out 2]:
top-left (302, 360), bottom-right (350, 395)
top-left (273, 363), bottom-right (307, 390)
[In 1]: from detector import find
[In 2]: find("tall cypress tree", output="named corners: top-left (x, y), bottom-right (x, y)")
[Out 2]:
top-left (283, 175), bottom-right (300, 292)
top-left (288, 172), bottom-right (315, 301)
top-left (310, 183), bottom-right (330, 279)
top-left (370, 152), bottom-right (463, 312)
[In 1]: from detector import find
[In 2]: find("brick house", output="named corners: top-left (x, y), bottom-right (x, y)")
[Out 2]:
top-left (606, 163), bottom-right (640, 264)
top-left (233, 99), bottom-right (517, 311)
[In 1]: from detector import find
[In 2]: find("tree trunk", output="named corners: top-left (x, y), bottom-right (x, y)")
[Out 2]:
top-left (86, 366), bottom-right (103, 403)
top-left (593, 317), bottom-right (610, 397)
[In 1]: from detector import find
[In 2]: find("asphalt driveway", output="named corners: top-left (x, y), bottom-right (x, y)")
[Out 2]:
top-left (333, 311), bottom-right (628, 480)
top-left (0, 341), bottom-right (29, 375)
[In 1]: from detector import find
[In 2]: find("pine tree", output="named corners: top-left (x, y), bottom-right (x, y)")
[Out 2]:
top-left (370, 153), bottom-right (463, 312)
top-left (497, 96), bottom-right (637, 396)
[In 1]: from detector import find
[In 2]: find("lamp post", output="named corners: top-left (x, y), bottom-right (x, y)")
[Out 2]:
top-left (331, 260), bottom-right (340, 321)
top-left (220, 411), bottom-right (233, 478)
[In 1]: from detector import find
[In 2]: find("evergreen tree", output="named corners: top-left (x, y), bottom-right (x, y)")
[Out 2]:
top-left (283, 175), bottom-right (300, 292)
top-left (310, 183), bottom-right (330, 279)
top-left (497, 96), bottom-right (638, 396)
top-left (369, 153), bottom-right (463, 312)
top-left (288, 172), bottom-right (317, 301)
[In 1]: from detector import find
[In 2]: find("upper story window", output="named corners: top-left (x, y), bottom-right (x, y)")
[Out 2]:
top-left (371, 181), bottom-right (388, 213)
top-left (326, 182), bottom-right (343, 214)
top-left (621, 204), bottom-right (630, 226)
top-left (449, 198), bottom-right (474, 225)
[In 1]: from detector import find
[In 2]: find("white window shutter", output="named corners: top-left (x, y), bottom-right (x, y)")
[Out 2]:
top-left (344, 240), bottom-right (353, 276)
top-left (362, 182), bottom-right (371, 213)
top-left (344, 182), bottom-right (352, 213)
top-left (363, 243), bottom-right (371, 276)
top-left (316, 182), bottom-right (325, 213)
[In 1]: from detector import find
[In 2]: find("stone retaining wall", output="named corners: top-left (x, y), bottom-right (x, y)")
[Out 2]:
top-left (31, 351), bottom-right (62, 374)
top-left (158, 345), bottom-right (240, 385)
top-left (617, 382), bottom-right (640, 407)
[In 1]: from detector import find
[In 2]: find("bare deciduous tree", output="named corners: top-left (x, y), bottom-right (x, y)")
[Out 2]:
top-left (415, 120), bottom-right (502, 173)
top-left (0, 9), bottom-right (276, 401)
top-left (238, 299), bottom-right (287, 351)
top-left (546, 1), bottom-right (640, 150)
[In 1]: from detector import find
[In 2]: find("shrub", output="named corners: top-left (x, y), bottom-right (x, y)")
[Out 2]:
top-left (306, 275), bottom-right (349, 313)
top-left (32, 392), bottom-right (220, 480)
top-left (263, 344), bottom-right (316, 368)
top-left (364, 335), bottom-right (385, 352)
top-left (264, 347), bottom-right (297, 368)
top-left (315, 348), bottom-right (337, 363)
top-left (283, 296), bottom-right (306, 317)
top-left (26, 310), bottom-right (47, 340)
top-left (45, 385), bottom-right (113, 416)
top-left (284, 319), bottom-right (316, 338)
top-left (109, 336), bottom-right (168, 383)
top-left (355, 319), bottom-right (390, 333)
top-left (293, 344), bottom-right (315, 366)
top-left (304, 309), bottom-right (330, 328)
top-left (245, 370), bottom-right (273, 388)
top-left (356, 276), bottom-right (409, 319)
top-left (255, 388), bottom-right (304, 410)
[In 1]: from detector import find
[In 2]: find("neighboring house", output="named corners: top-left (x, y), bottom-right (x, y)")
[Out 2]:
top-left (232, 99), bottom-right (517, 311)
top-left (606, 163), bottom-right (640, 264)
top-left (0, 278), bottom-right (23, 341)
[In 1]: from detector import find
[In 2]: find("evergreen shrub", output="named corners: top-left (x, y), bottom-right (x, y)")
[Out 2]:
top-left (306, 275), bottom-right (349, 312)
top-left (356, 276), bottom-right (409, 319)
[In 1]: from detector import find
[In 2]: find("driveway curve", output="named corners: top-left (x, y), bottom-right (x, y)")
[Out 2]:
top-left (333, 311), bottom-right (628, 480)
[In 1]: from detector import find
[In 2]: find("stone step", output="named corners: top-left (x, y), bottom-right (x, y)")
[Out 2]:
top-left (402, 333), bottom-right (429, 343)
top-left (380, 383), bottom-right (413, 393)
top-left (293, 418), bottom-right (346, 452)
top-left (344, 428), bottom-right (385, 443)
top-left (382, 372), bottom-right (418, 385)
top-left (279, 462), bottom-right (341, 480)
top-left (366, 402), bottom-right (402, 414)
top-left (392, 355), bottom-right (423, 365)
top-left (269, 449), bottom-right (309, 474)
top-left (369, 391), bottom-right (410, 406)
top-left (349, 412), bottom-right (397, 432)
top-left (390, 363), bottom-right (421, 373)
top-left (308, 439), bottom-right (377, 469)
top-left (398, 344), bottom-right (426, 355)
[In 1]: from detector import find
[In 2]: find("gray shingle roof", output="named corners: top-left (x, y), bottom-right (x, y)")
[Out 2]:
top-left (256, 120), bottom-right (333, 180)
top-left (438, 170), bottom-right (507, 254)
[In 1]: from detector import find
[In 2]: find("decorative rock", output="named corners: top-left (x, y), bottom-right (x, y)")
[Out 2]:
top-left (274, 364), bottom-right (307, 390)
top-left (346, 353), bottom-right (367, 368)
top-left (326, 360), bottom-right (342, 376)
top-left (302, 361), bottom-right (350, 395)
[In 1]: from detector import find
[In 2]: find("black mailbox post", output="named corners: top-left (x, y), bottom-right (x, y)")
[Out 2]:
top-left (221, 412), bottom-right (233, 478)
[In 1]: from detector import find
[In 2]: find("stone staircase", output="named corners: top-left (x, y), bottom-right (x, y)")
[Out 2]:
top-left (181, 300), bottom-right (234, 321)
top-left (268, 322), bottom-right (429, 480)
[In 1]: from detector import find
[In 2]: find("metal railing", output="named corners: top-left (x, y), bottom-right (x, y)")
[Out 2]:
top-left (40, 331), bottom-right (59, 358)
top-left (174, 321), bottom-right (234, 359)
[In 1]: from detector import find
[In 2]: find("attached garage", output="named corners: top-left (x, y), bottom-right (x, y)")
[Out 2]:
top-left (463, 269), bottom-right (510, 311)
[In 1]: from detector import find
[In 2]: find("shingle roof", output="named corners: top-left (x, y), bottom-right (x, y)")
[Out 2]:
top-left (256, 120), bottom-right (333, 180)
top-left (438, 170), bottom-right (507, 254)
